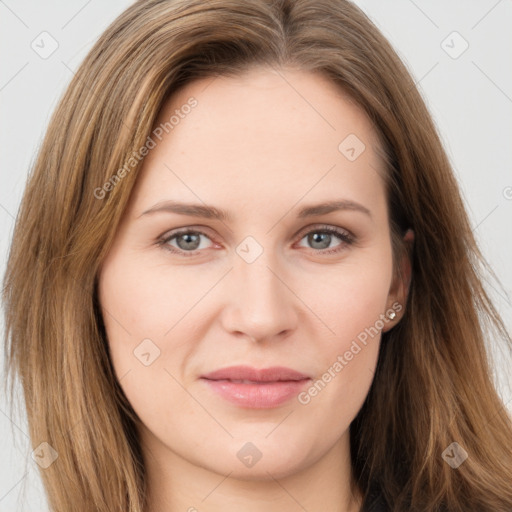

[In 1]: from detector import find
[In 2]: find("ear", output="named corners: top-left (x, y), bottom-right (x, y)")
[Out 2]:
top-left (382, 229), bottom-right (414, 332)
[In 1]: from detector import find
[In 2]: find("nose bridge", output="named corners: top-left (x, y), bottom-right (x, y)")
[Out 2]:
top-left (222, 245), bottom-right (296, 340)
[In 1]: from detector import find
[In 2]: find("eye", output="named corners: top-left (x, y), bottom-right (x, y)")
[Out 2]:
top-left (157, 225), bottom-right (354, 257)
top-left (296, 225), bottom-right (354, 255)
top-left (158, 229), bottom-right (216, 256)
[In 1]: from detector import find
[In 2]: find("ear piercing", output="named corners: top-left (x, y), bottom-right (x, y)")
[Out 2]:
top-left (387, 310), bottom-right (397, 320)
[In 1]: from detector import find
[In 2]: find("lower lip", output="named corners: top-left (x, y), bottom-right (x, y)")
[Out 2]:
top-left (201, 378), bottom-right (311, 408)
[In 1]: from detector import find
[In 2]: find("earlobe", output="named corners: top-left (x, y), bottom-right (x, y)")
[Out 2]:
top-left (383, 229), bottom-right (414, 331)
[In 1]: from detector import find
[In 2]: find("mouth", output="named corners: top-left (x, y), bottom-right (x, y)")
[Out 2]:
top-left (200, 365), bottom-right (311, 409)
top-left (217, 379), bottom-right (298, 384)
top-left (201, 365), bottom-right (310, 382)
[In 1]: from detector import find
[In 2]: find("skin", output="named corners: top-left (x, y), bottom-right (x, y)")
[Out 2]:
top-left (97, 66), bottom-right (412, 512)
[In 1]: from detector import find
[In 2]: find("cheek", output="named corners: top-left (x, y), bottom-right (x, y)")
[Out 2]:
top-left (293, 248), bottom-right (393, 420)
top-left (97, 249), bottom-right (214, 366)
top-left (293, 300), bottom-right (384, 447)
top-left (97, 250), bottom-right (220, 422)
top-left (97, 257), bottom-right (198, 437)
top-left (306, 246), bottom-right (393, 345)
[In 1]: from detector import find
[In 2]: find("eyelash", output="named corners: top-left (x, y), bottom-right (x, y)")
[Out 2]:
top-left (156, 225), bottom-right (355, 257)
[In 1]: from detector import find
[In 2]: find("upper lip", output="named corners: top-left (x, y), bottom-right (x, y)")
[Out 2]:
top-left (201, 365), bottom-right (310, 382)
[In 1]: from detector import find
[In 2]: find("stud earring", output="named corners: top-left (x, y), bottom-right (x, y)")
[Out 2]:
top-left (387, 310), bottom-right (397, 320)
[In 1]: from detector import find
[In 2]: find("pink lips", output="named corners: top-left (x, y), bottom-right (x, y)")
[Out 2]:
top-left (200, 365), bottom-right (311, 409)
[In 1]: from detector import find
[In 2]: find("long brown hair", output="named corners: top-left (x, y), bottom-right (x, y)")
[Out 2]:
top-left (3, 0), bottom-right (512, 510)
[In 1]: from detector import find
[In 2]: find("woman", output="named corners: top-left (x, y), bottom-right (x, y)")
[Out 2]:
top-left (3, 0), bottom-right (512, 511)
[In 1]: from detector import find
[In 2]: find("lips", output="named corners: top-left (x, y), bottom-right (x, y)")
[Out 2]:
top-left (201, 365), bottom-right (310, 382)
top-left (200, 365), bottom-right (311, 408)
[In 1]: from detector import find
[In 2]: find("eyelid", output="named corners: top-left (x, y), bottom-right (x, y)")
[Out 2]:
top-left (294, 223), bottom-right (353, 241)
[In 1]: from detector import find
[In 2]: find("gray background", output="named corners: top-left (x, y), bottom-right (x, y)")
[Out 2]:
top-left (1, 0), bottom-right (511, 510)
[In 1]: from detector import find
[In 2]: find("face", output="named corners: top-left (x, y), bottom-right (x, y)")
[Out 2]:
top-left (97, 66), bottom-right (409, 481)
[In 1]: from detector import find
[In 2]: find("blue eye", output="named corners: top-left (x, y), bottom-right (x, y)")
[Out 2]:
top-left (297, 226), bottom-right (354, 254)
top-left (159, 230), bottom-right (213, 255)
top-left (157, 225), bottom-right (354, 257)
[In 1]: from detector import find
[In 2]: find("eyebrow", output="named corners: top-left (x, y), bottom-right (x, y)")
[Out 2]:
top-left (138, 199), bottom-right (372, 221)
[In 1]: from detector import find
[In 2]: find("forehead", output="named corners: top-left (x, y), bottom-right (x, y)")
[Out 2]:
top-left (154, 66), bottom-right (381, 155)
top-left (128, 66), bottom-right (387, 219)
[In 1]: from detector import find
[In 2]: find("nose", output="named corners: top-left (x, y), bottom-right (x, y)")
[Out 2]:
top-left (219, 251), bottom-right (298, 344)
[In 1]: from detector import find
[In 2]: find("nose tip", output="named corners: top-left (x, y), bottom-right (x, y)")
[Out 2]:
top-left (219, 258), bottom-right (298, 343)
